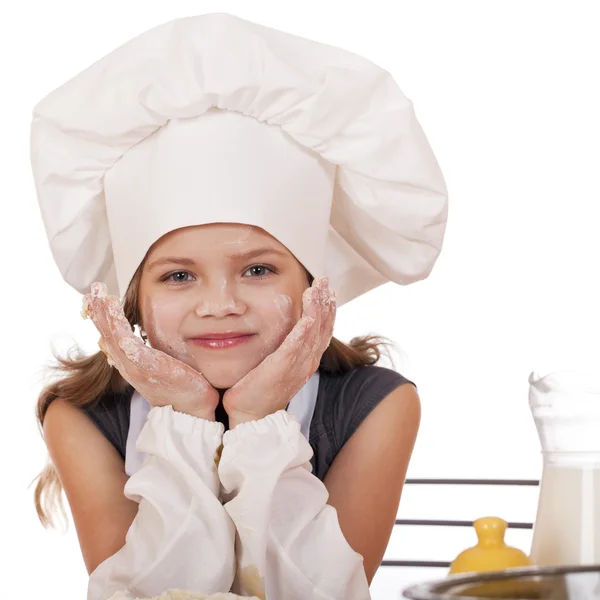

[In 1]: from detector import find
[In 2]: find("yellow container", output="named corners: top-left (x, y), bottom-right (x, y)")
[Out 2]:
top-left (449, 516), bottom-right (533, 575)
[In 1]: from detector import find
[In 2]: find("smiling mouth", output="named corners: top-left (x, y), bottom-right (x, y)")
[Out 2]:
top-left (189, 334), bottom-right (256, 350)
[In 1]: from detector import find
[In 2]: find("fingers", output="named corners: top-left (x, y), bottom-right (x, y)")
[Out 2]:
top-left (303, 277), bottom-right (336, 317)
top-left (303, 276), bottom-right (336, 351)
top-left (83, 283), bottom-right (111, 339)
top-left (317, 277), bottom-right (337, 351)
top-left (105, 295), bottom-right (138, 343)
top-left (85, 282), bottom-right (139, 370)
top-left (98, 329), bottom-right (143, 391)
top-left (278, 315), bottom-right (316, 352)
top-left (278, 277), bottom-right (336, 362)
top-left (118, 336), bottom-right (159, 371)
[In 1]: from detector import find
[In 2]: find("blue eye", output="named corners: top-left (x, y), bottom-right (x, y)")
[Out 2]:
top-left (244, 264), bottom-right (274, 278)
top-left (161, 266), bottom-right (275, 284)
top-left (163, 271), bottom-right (194, 284)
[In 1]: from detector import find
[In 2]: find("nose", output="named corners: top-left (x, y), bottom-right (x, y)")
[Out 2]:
top-left (193, 280), bottom-right (246, 319)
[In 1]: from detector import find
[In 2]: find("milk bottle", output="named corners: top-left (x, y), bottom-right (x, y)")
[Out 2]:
top-left (529, 371), bottom-right (600, 566)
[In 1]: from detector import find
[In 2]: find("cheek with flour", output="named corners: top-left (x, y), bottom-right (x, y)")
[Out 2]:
top-left (144, 300), bottom-right (191, 363)
top-left (245, 292), bottom-right (297, 363)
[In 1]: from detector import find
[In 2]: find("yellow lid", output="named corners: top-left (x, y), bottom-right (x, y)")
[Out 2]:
top-left (449, 517), bottom-right (533, 575)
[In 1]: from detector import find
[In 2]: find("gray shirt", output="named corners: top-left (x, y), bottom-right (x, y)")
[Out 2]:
top-left (83, 365), bottom-right (413, 482)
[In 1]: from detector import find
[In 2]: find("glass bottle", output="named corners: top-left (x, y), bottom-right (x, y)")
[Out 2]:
top-left (529, 371), bottom-right (600, 566)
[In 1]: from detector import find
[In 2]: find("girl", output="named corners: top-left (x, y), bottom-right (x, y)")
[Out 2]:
top-left (30, 13), bottom-right (448, 600)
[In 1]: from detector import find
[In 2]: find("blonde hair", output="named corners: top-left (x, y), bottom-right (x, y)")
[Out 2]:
top-left (33, 261), bottom-right (393, 529)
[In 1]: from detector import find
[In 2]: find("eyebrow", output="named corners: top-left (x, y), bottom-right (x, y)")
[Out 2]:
top-left (146, 247), bottom-right (288, 270)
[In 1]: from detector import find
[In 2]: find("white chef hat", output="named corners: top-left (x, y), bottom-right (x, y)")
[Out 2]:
top-left (30, 13), bottom-right (448, 306)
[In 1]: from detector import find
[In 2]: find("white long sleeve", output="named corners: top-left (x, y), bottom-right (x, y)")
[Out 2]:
top-left (88, 406), bottom-right (236, 600)
top-left (218, 410), bottom-right (371, 600)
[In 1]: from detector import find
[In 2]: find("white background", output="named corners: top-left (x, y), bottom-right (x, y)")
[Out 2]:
top-left (1, 1), bottom-right (599, 598)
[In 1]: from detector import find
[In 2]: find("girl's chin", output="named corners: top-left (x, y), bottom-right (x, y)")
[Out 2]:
top-left (159, 348), bottom-right (265, 389)
top-left (198, 365), bottom-right (253, 390)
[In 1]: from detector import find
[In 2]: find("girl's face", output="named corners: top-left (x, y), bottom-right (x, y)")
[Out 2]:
top-left (138, 224), bottom-right (309, 389)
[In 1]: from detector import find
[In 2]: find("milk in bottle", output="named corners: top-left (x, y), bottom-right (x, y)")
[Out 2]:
top-left (529, 371), bottom-right (600, 566)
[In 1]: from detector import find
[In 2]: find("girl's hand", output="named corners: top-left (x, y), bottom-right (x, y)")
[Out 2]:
top-left (83, 282), bottom-right (219, 421)
top-left (223, 276), bottom-right (336, 428)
